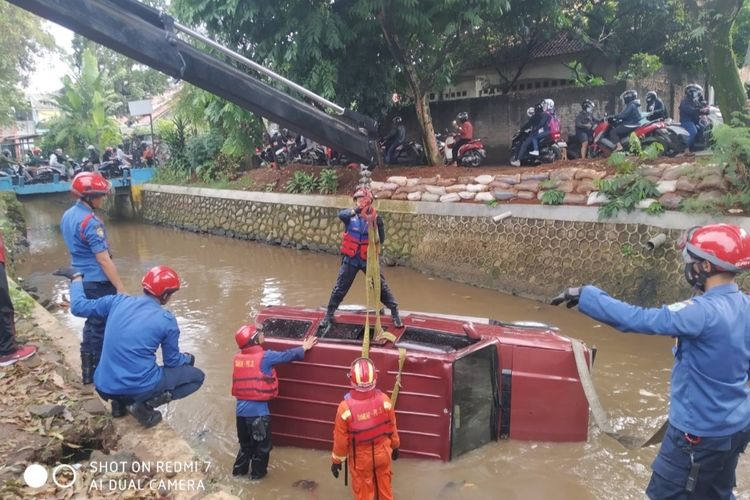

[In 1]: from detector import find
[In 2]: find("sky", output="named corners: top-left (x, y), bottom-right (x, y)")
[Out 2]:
top-left (27, 21), bottom-right (74, 95)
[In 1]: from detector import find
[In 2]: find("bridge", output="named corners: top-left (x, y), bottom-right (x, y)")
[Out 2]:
top-left (0, 168), bottom-right (155, 196)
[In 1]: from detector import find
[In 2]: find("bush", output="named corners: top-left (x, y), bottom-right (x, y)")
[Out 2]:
top-left (615, 53), bottom-right (662, 81)
top-left (285, 171), bottom-right (318, 193)
top-left (541, 189), bottom-right (565, 205)
top-left (712, 121), bottom-right (750, 190)
top-left (318, 169), bottom-right (339, 194)
top-left (596, 174), bottom-right (660, 219)
top-left (159, 117), bottom-right (190, 172)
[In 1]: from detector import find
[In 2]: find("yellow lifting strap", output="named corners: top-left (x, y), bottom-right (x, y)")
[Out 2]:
top-left (361, 212), bottom-right (406, 407)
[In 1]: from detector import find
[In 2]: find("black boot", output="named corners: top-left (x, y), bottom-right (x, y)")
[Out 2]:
top-left (145, 391), bottom-right (172, 409)
top-left (81, 352), bottom-right (96, 385)
top-left (391, 308), bottom-right (403, 328)
top-left (110, 399), bottom-right (127, 418)
top-left (319, 309), bottom-right (335, 334)
top-left (232, 450), bottom-right (250, 476)
top-left (126, 402), bottom-right (162, 428)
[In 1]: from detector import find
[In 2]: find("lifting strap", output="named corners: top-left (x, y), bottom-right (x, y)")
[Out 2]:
top-left (360, 205), bottom-right (406, 407)
top-left (571, 338), bottom-right (668, 450)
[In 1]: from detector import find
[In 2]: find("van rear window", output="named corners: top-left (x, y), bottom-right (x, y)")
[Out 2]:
top-left (397, 328), bottom-right (477, 352)
top-left (261, 318), bottom-right (312, 339)
top-left (317, 323), bottom-right (388, 345)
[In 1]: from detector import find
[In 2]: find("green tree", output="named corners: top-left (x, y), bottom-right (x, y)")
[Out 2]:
top-left (0, 3), bottom-right (55, 124)
top-left (44, 49), bottom-right (121, 157)
top-left (686, 0), bottom-right (749, 124)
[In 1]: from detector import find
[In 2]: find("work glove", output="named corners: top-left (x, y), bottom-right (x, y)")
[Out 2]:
top-left (550, 287), bottom-right (583, 308)
top-left (331, 462), bottom-right (341, 479)
top-left (391, 448), bottom-right (399, 461)
top-left (184, 353), bottom-right (195, 366)
top-left (52, 267), bottom-right (83, 281)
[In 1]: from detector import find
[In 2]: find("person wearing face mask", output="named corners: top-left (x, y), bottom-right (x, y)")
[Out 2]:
top-left (550, 224), bottom-right (750, 499)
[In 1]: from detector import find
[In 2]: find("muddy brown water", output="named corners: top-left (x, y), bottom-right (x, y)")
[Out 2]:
top-left (13, 197), bottom-right (750, 499)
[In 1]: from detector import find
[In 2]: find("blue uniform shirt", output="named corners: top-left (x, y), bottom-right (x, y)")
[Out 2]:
top-left (579, 283), bottom-right (750, 437)
top-left (60, 201), bottom-right (110, 282)
top-left (69, 280), bottom-right (191, 396)
top-left (236, 347), bottom-right (305, 417)
top-left (339, 209), bottom-right (385, 269)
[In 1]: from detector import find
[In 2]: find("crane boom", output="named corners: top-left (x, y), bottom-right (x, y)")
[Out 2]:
top-left (10, 0), bottom-right (381, 166)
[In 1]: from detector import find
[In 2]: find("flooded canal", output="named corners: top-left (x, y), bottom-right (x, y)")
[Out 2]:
top-left (14, 197), bottom-right (750, 499)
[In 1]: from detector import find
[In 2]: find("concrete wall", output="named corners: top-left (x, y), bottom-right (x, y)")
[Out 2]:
top-left (139, 185), bottom-right (750, 307)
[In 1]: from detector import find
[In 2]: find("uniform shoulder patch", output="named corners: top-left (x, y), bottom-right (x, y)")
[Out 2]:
top-left (95, 226), bottom-right (105, 238)
top-left (162, 310), bottom-right (176, 321)
top-left (667, 300), bottom-right (693, 312)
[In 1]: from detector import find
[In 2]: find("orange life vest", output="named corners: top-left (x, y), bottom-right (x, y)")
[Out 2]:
top-left (345, 389), bottom-right (392, 444)
top-left (231, 346), bottom-right (279, 401)
top-left (339, 214), bottom-right (370, 260)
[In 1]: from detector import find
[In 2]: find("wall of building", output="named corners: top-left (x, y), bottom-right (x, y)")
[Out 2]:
top-left (139, 185), bottom-right (750, 307)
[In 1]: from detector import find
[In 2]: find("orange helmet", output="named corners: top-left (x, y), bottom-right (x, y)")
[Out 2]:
top-left (680, 224), bottom-right (750, 272)
top-left (235, 324), bottom-right (260, 348)
top-left (352, 188), bottom-right (373, 203)
top-left (141, 266), bottom-right (181, 297)
top-left (348, 357), bottom-right (377, 392)
top-left (71, 172), bottom-right (111, 198)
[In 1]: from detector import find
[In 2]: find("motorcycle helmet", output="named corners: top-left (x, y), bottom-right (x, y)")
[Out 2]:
top-left (86, 144), bottom-right (95, 151)
top-left (685, 83), bottom-right (704, 103)
top-left (542, 99), bottom-right (555, 112)
top-left (457, 112), bottom-right (469, 123)
top-left (141, 265), bottom-right (181, 301)
top-left (526, 107), bottom-right (535, 117)
top-left (679, 224), bottom-right (750, 290)
top-left (71, 172), bottom-right (111, 198)
top-left (32, 147), bottom-right (41, 155)
top-left (348, 357), bottom-right (378, 392)
top-left (582, 99), bottom-right (594, 113)
top-left (392, 116), bottom-right (403, 125)
top-left (234, 324), bottom-right (261, 348)
top-left (55, 148), bottom-right (63, 155)
top-left (621, 90), bottom-right (638, 105)
top-left (645, 91), bottom-right (658, 105)
top-left (105, 146), bottom-right (113, 153)
top-left (534, 102), bottom-right (544, 114)
top-left (2, 149), bottom-right (10, 158)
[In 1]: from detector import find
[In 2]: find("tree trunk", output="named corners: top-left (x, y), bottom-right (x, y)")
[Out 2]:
top-left (691, 0), bottom-right (749, 124)
top-left (402, 68), bottom-right (441, 166)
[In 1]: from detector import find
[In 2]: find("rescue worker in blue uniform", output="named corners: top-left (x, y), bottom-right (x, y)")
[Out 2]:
top-left (552, 223), bottom-right (750, 499)
top-left (231, 324), bottom-right (317, 480)
top-left (60, 172), bottom-right (126, 384)
top-left (321, 188), bottom-right (402, 331)
top-left (54, 265), bottom-right (204, 428)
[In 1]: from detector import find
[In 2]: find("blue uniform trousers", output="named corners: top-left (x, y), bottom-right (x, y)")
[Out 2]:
top-left (97, 365), bottom-right (204, 403)
top-left (81, 281), bottom-right (117, 357)
top-left (647, 423), bottom-right (750, 499)
top-left (327, 262), bottom-right (398, 313)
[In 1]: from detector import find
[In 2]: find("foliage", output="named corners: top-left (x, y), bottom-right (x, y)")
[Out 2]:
top-left (539, 179), bottom-right (558, 189)
top-left (711, 121), bottom-right (750, 189)
top-left (564, 60), bottom-right (606, 87)
top-left (641, 141), bottom-right (665, 161)
top-left (186, 132), bottom-right (223, 181)
top-left (318, 169), bottom-right (339, 194)
top-left (0, 4), bottom-right (55, 125)
top-left (615, 53), bottom-right (663, 81)
top-left (628, 132), bottom-right (643, 156)
top-left (157, 117), bottom-right (190, 172)
top-left (285, 171), bottom-right (319, 194)
top-left (645, 201), bottom-right (665, 215)
top-left (151, 166), bottom-right (190, 185)
top-left (596, 174), bottom-right (661, 218)
top-left (541, 189), bottom-right (566, 205)
top-left (607, 151), bottom-right (635, 174)
top-left (10, 284), bottom-right (35, 319)
top-left (43, 49), bottom-right (122, 158)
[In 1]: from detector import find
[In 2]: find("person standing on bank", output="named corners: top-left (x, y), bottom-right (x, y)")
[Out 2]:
top-left (61, 172), bottom-right (126, 384)
top-left (55, 265), bottom-right (203, 427)
top-left (231, 324), bottom-right (317, 480)
top-left (0, 232), bottom-right (37, 367)
top-left (331, 357), bottom-right (400, 500)
top-left (552, 223), bottom-right (750, 499)
top-left (320, 188), bottom-right (402, 331)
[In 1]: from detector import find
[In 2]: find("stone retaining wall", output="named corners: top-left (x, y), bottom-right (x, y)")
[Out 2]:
top-left (140, 185), bottom-right (750, 306)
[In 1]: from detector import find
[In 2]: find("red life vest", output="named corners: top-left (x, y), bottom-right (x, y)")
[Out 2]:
top-left (345, 389), bottom-right (392, 444)
top-left (340, 215), bottom-right (369, 260)
top-left (231, 345), bottom-right (279, 401)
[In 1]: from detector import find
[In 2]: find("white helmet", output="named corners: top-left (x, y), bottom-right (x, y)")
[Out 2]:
top-left (526, 107), bottom-right (535, 117)
top-left (542, 99), bottom-right (555, 112)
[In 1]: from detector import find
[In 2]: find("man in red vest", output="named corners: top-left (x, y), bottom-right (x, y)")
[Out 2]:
top-left (0, 233), bottom-right (37, 366)
top-left (231, 324), bottom-right (317, 480)
top-left (331, 357), bottom-right (400, 500)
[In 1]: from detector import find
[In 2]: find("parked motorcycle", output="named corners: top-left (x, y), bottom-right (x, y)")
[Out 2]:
top-left (379, 139), bottom-right (425, 166)
top-left (298, 143), bottom-right (327, 165)
top-left (509, 129), bottom-right (566, 166)
top-left (325, 147), bottom-right (349, 167)
top-left (437, 132), bottom-right (486, 167)
top-left (667, 105), bottom-right (722, 152)
top-left (589, 115), bottom-right (681, 158)
top-left (98, 159), bottom-right (128, 179)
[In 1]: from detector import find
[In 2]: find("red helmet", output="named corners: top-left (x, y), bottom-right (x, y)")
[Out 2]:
top-left (141, 265), bottom-right (181, 297)
top-left (681, 224), bottom-right (750, 272)
top-left (353, 188), bottom-right (373, 203)
top-left (235, 324), bottom-right (260, 348)
top-left (348, 357), bottom-right (377, 392)
top-left (71, 172), bottom-right (111, 198)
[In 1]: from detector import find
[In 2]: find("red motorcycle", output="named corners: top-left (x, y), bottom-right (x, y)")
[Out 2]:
top-left (438, 133), bottom-right (486, 167)
top-left (590, 117), bottom-right (676, 157)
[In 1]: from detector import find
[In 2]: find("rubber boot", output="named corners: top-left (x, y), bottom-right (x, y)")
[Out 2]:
top-left (126, 402), bottom-right (162, 428)
top-left (232, 450), bottom-right (250, 476)
top-left (319, 308), bottom-right (335, 335)
top-left (81, 352), bottom-right (96, 385)
top-left (391, 308), bottom-right (404, 328)
top-left (110, 399), bottom-right (127, 418)
top-left (145, 391), bottom-right (172, 409)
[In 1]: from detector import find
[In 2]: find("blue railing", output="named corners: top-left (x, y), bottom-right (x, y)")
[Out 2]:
top-left (0, 168), bottom-right (155, 195)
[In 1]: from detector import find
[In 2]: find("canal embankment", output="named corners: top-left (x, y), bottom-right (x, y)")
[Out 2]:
top-left (138, 182), bottom-right (750, 307)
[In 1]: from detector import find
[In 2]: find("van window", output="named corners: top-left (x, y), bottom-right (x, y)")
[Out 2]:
top-left (261, 318), bottom-right (312, 339)
top-left (396, 327), bottom-right (477, 353)
top-left (317, 323), bottom-right (389, 346)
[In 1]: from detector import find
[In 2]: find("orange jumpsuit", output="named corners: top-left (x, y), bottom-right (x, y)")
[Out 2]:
top-left (332, 389), bottom-right (400, 500)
